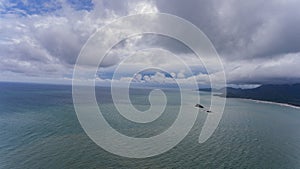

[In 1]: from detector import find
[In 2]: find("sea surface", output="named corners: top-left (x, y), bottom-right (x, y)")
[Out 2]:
top-left (1, 82), bottom-right (300, 168)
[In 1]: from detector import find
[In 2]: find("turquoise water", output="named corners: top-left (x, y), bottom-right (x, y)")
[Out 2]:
top-left (1, 82), bottom-right (300, 168)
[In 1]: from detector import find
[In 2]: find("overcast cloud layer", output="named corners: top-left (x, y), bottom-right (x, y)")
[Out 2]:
top-left (0, 0), bottom-right (300, 86)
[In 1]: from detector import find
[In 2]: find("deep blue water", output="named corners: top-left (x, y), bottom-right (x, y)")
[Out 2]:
top-left (1, 82), bottom-right (300, 168)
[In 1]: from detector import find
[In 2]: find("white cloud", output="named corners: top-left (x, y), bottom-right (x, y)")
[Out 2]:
top-left (225, 52), bottom-right (300, 84)
top-left (129, 1), bottom-right (158, 14)
top-left (0, 0), bottom-right (159, 83)
top-left (1, 0), bottom-right (299, 86)
top-left (177, 70), bottom-right (185, 79)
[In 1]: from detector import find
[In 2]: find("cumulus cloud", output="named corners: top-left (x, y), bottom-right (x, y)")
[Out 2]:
top-left (0, 0), bottom-right (158, 76)
top-left (0, 0), bottom-right (299, 86)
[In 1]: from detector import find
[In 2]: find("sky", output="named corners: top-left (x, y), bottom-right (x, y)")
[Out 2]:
top-left (0, 0), bottom-right (300, 87)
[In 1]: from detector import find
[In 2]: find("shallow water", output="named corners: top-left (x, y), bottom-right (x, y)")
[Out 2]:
top-left (1, 82), bottom-right (300, 168)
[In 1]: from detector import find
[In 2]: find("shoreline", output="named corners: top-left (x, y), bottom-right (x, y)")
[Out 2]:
top-left (237, 98), bottom-right (300, 110)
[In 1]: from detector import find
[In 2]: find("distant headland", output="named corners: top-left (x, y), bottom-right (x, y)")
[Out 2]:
top-left (198, 84), bottom-right (300, 107)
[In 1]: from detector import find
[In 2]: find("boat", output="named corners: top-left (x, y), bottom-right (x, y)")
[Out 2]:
top-left (195, 104), bottom-right (204, 108)
top-left (195, 104), bottom-right (213, 113)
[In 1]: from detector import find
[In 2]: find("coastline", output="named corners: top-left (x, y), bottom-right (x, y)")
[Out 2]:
top-left (237, 98), bottom-right (300, 110)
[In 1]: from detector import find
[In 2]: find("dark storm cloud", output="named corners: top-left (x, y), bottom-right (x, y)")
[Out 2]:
top-left (152, 0), bottom-right (300, 84)
top-left (0, 0), bottom-right (300, 85)
top-left (156, 0), bottom-right (300, 60)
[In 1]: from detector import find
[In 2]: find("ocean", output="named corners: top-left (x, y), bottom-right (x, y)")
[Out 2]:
top-left (1, 82), bottom-right (300, 168)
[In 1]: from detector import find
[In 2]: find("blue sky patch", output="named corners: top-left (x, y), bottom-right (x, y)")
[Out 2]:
top-left (1, 0), bottom-right (93, 16)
